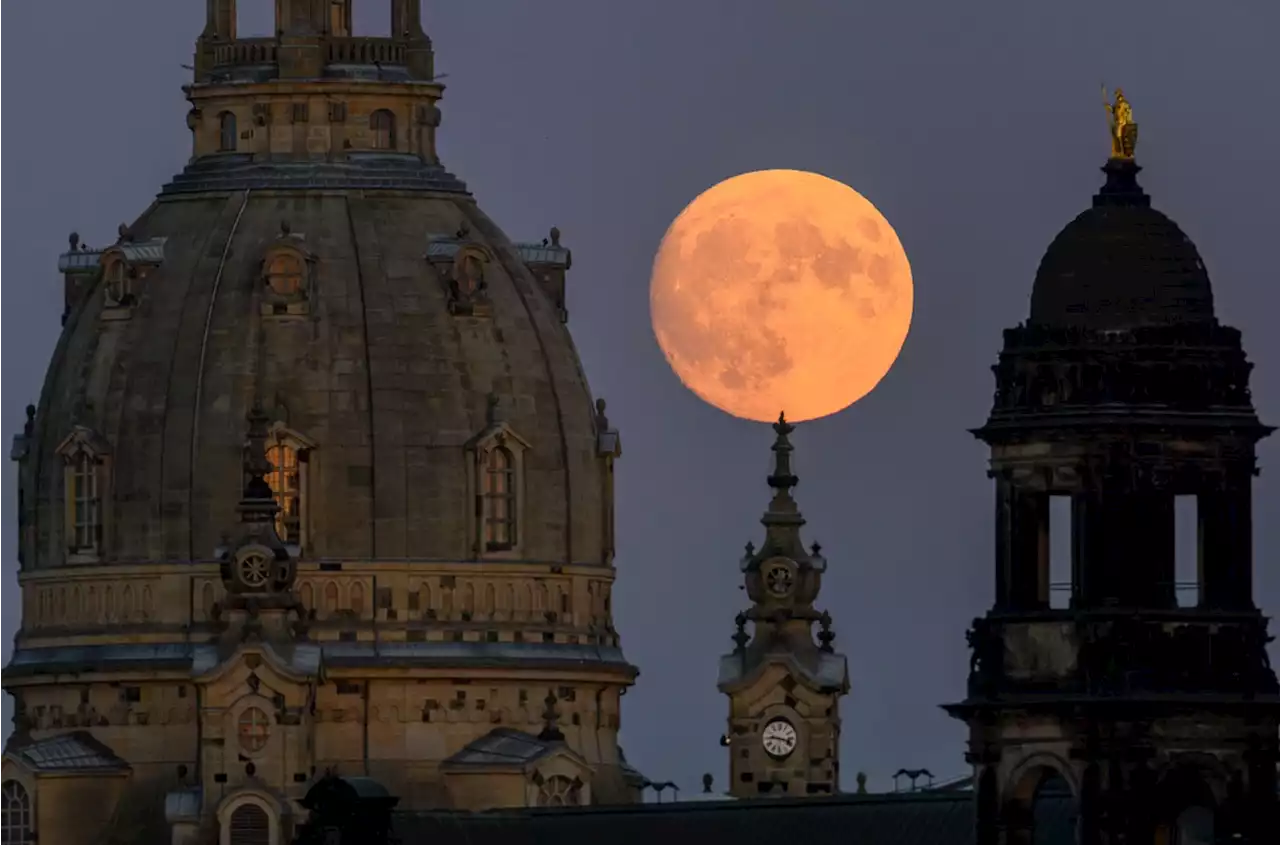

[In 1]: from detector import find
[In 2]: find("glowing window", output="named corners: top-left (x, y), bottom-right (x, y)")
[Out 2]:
top-left (370, 109), bottom-right (396, 150)
top-left (265, 252), bottom-right (304, 297)
top-left (237, 706), bottom-right (271, 753)
top-left (482, 447), bottom-right (516, 550)
top-left (1, 780), bottom-right (33, 845)
top-left (265, 442), bottom-right (300, 544)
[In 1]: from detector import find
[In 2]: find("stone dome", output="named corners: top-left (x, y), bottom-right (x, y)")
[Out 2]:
top-left (1028, 159), bottom-right (1216, 330)
top-left (6, 6), bottom-right (638, 836)
top-left (30, 184), bottom-right (607, 567)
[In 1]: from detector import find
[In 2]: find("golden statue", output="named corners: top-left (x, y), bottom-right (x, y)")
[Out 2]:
top-left (1102, 85), bottom-right (1138, 159)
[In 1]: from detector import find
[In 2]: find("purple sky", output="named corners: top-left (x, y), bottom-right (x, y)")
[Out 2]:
top-left (4, 0), bottom-right (1280, 794)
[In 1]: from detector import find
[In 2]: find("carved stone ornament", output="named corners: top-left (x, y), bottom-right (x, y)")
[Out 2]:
top-left (226, 543), bottom-right (294, 595)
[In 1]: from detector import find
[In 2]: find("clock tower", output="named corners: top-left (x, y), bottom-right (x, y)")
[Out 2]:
top-left (718, 414), bottom-right (850, 798)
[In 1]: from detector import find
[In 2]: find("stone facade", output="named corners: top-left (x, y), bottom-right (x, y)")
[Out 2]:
top-left (3, 4), bottom-right (636, 844)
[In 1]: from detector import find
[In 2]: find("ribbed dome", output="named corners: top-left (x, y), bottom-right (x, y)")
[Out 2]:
top-left (29, 185), bottom-right (605, 566)
top-left (1029, 159), bottom-right (1216, 330)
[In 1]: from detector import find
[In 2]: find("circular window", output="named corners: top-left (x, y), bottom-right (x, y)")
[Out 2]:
top-left (238, 554), bottom-right (271, 589)
top-left (237, 707), bottom-right (271, 753)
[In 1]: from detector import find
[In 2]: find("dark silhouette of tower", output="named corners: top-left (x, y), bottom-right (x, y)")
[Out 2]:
top-left (946, 154), bottom-right (1280, 844)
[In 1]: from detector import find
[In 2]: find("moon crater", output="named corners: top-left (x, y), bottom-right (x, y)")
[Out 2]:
top-left (650, 169), bottom-right (914, 423)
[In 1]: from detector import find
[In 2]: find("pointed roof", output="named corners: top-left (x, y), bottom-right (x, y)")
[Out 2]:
top-left (741, 413), bottom-right (826, 572)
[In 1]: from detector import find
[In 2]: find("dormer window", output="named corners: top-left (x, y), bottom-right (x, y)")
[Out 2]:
top-left (72, 452), bottom-right (100, 551)
top-left (265, 252), bottom-right (304, 297)
top-left (259, 423), bottom-right (315, 551)
top-left (266, 441), bottom-right (301, 544)
top-left (370, 109), bottom-right (396, 150)
top-left (103, 259), bottom-right (130, 305)
top-left (56, 427), bottom-right (112, 561)
top-left (483, 447), bottom-right (516, 550)
top-left (465, 395), bottom-right (529, 559)
top-left (218, 111), bottom-right (237, 152)
top-left (261, 227), bottom-right (314, 317)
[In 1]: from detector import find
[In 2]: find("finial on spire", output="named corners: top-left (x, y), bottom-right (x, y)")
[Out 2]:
top-left (818, 610), bottom-right (836, 653)
top-left (538, 690), bottom-right (564, 742)
top-left (767, 411), bottom-right (798, 495)
top-left (238, 399), bottom-right (279, 524)
top-left (486, 392), bottom-right (504, 426)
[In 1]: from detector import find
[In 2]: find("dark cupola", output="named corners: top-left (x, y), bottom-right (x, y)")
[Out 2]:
top-left (1028, 158), bottom-right (1215, 330)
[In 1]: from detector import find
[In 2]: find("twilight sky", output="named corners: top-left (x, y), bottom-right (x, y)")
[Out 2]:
top-left (4, 0), bottom-right (1280, 795)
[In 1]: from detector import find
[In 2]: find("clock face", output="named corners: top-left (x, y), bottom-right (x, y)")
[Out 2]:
top-left (761, 718), bottom-right (798, 759)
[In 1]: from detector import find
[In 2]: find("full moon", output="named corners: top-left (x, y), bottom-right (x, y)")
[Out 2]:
top-left (649, 169), bottom-right (913, 423)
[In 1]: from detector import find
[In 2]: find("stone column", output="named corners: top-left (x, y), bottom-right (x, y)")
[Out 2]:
top-left (1200, 474), bottom-right (1254, 610)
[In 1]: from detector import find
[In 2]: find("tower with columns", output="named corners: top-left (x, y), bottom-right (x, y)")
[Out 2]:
top-left (946, 143), bottom-right (1280, 843)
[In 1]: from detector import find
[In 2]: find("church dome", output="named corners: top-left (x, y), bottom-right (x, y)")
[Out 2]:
top-left (1028, 159), bottom-right (1216, 330)
top-left (8, 5), bottom-right (634, 828)
top-left (32, 187), bottom-right (605, 566)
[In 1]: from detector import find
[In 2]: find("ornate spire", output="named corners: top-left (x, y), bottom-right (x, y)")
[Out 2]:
top-left (238, 400), bottom-right (280, 526)
top-left (538, 690), bottom-right (564, 742)
top-left (754, 411), bottom-right (808, 562)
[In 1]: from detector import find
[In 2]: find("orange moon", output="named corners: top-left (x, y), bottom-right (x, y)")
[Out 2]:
top-left (649, 169), bottom-right (914, 423)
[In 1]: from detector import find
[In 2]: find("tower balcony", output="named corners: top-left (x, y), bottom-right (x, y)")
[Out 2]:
top-left (201, 34), bottom-right (432, 83)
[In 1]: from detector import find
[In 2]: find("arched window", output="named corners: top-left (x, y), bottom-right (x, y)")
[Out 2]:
top-left (461, 583), bottom-right (475, 616)
top-left (71, 451), bottom-right (101, 552)
top-left (537, 775), bottom-right (581, 807)
top-left (218, 112), bottom-right (238, 152)
top-left (349, 582), bottom-right (365, 616)
top-left (265, 441), bottom-right (301, 544)
top-left (483, 583), bottom-right (496, 617)
top-left (1030, 771), bottom-right (1073, 845)
top-left (228, 802), bottom-right (271, 845)
top-left (1173, 805), bottom-right (1214, 845)
top-left (300, 582), bottom-right (314, 612)
top-left (264, 252), bottom-right (304, 297)
top-left (370, 109), bottom-right (396, 150)
top-left (482, 447), bottom-right (516, 551)
top-left (237, 707), bottom-right (271, 754)
top-left (2, 780), bottom-right (33, 844)
top-left (324, 582), bottom-right (339, 615)
top-left (201, 583), bottom-right (216, 620)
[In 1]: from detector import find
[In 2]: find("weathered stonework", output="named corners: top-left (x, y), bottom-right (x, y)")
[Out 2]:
top-left (3, 4), bottom-right (636, 844)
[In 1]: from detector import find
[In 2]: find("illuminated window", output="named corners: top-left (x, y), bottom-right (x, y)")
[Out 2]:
top-left (482, 447), bottom-right (516, 550)
top-left (72, 451), bottom-right (101, 552)
top-left (370, 109), bottom-right (396, 150)
top-left (2, 780), bottom-right (33, 845)
top-left (265, 252), bottom-right (304, 297)
top-left (265, 441), bottom-right (300, 544)
top-left (219, 111), bottom-right (238, 152)
top-left (237, 706), bottom-right (271, 753)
